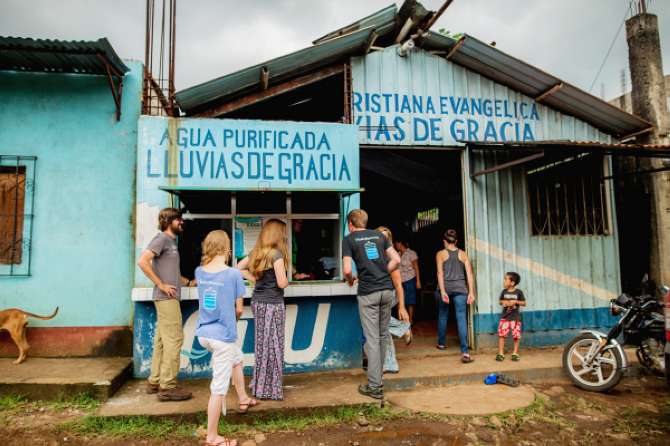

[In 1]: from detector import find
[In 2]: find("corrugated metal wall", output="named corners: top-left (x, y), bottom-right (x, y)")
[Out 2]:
top-left (464, 151), bottom-right (620, 345)
top-left (352, 47), bottom-right (621, 345)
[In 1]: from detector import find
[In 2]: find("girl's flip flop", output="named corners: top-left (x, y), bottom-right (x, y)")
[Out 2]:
top-left (205, 438), bottom-right (237, 446)
top-left (238, 398), bottom-right (259, 414)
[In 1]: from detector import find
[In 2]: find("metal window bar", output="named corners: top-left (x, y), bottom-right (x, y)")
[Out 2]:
top-left (0, 155), bottom-right (36, 276)
top-left (527, 155), bottom-right (606, 237)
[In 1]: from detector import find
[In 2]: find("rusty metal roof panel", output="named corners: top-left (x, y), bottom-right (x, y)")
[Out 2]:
top-left (312, 3), bottom-right (398, 45)
top-left (0, 36), bottom-right (129, 75)
top-left (176, 27), bottom-right (376, 115)
top-left (419, 31), bottom-right (651, 138)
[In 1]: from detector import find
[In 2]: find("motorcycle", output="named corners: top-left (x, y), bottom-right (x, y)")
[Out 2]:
top-left (562, 279), bottom-right (667, 392)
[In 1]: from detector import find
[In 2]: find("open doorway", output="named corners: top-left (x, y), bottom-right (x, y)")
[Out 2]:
top-left (361, 148), bottom-right (465, 348)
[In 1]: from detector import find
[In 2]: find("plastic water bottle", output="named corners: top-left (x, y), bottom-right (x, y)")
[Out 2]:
top-left (484, 373), bottom-right (497, 385)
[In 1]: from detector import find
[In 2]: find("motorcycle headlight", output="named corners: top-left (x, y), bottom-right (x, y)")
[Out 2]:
top-left (610, 301), bottom-right (623, 316)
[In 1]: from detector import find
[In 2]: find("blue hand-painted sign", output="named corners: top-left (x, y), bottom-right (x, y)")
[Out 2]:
top-left (132, 297), bottom-right (363, 378)
top-left (351, 47), bottom-right (546, 146)
top-left (138, 116), bottom-right (360, 191)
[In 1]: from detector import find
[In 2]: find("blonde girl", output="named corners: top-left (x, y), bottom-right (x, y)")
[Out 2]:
top-left (195, 230), bottom-right (258, 446)
top-left (237, 219), bottom-right (289, 400)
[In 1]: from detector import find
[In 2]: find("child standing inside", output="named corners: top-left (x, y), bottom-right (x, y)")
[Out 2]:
top-left (496, 272), bottom-right (526, 362)
top-left (195, 230), bottom-right (258, 446)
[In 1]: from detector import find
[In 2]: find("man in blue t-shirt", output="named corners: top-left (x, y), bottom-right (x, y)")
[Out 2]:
top-left (342, 209), bottom-right (401, 400)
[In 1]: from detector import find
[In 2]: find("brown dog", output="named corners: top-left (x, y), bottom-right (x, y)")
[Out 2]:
top-left (0, 307), bottom-right (58, 364)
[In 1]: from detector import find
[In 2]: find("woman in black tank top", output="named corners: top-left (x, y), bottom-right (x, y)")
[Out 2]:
top-left (435, 229), bottom-right (476, 363)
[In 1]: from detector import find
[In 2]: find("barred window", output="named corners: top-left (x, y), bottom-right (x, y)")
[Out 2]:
top-left (0, 156), bottom-right (36, 276)
top-left (527, 154), bottom-right (610, 236)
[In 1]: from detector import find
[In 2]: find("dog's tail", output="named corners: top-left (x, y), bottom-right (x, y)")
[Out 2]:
top-left (22, 307), bottom-right (59, 320)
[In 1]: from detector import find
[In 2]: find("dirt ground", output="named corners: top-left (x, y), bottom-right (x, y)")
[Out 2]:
top-left (1, 377), bottom-right (668, 446)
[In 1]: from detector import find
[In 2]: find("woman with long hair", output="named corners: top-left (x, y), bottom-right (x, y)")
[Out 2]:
top-left (435, 229), bottom-right (476, 363)
top-left (237, 219), bottom-right (289, 400)
top-left (376, 226), bottom-right (411, 373)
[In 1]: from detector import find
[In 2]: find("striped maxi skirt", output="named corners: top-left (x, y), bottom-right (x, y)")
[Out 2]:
top-left (249, 301), bottom-right (285, 400)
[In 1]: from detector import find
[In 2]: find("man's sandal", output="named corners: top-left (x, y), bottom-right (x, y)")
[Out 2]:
top-left (238, 398), bottom-right (259, 414)
top-left (495, 354), bottom-right (505, 361)
top-left (511, 353), bottom-right (520, 361)
top-left (496, 374), bottom-right (520, 387)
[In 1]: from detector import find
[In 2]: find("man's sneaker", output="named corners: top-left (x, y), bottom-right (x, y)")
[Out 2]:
top-left (145, 382), bottom-right (159, 395)
top-left (358, 384), bottom-right (384, 400)
top-left (157, 386), bottom-right (193, 401)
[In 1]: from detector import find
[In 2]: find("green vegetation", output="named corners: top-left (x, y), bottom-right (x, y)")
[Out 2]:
top-left (0, 395), bottom-right (27, 411)
top-left (485, 396), bottom-right (575, 433)
top-left (62, 404), bottom-right (399, 439)
top-left (0, 393), bottom-right (99, 413)
top-left (612, 400), bottom-right (670, 440)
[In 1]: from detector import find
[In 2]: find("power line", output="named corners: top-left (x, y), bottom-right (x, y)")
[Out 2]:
top-left (588, 2), bottom-right (632, 93)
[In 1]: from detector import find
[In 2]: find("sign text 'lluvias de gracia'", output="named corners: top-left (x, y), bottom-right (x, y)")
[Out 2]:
top-left (138, 117), bottom-right (360, 191)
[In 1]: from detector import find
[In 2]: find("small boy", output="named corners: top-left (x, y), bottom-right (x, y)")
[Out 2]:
top-left (496, 272), bottom-right (526, 362)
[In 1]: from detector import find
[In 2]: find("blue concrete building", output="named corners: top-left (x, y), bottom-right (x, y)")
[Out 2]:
top-left (131, 0), bottom-right (667, 378)
top-left (0, 37), bottom-right (142, 357)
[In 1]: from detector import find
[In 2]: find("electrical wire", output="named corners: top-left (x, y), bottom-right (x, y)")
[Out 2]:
top-left (588, 2), bottom-right (633, 93)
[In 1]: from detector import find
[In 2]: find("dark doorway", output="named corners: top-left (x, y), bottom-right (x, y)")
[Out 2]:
top-left (361, 148), bottom-right (465, 342)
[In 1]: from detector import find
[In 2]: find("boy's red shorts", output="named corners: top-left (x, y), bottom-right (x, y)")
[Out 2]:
top-left (498, 319), bottom-right (522, 340)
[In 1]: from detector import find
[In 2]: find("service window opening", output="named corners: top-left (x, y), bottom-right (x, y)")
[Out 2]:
top-left (176, 190), bottom-right (342, 284)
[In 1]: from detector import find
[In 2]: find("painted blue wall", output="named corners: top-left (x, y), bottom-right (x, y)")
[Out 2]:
top-left (133, 297), bottom-right (362, 377)
top-left (0, 61), bottom-right (142, 327)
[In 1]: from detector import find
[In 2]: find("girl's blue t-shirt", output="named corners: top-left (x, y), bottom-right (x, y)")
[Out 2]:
top-left (194, 266), bottom-right (246, 343)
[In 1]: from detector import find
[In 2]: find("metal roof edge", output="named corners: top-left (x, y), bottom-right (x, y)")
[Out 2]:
top-left (312, 3), bottom-right (398, 45)
top-left (419, 31), bottom-right (652, 136)
top-left (0, 36), bottom-right (129, 74)
top-left (176, 27), bottom-right (376, 113)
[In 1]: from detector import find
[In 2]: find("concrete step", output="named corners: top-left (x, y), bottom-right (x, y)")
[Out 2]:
top-left (0, 357), bottom-right (132, 401)
top-left (99, 346), bottom-right (630, 417)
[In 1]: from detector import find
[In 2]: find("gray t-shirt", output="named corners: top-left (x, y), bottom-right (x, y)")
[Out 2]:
top-left (252, 250), bottom-right (285, 304)
top-left (147, 232), bottom-right (181, 300)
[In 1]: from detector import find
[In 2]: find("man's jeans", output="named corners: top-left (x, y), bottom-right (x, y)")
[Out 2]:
top-left (358, 289), bottom-right (394, 388)
top-left (437, 293), bottom-right (469, 354)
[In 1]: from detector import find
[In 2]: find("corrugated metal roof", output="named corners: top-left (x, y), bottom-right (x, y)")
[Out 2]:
top-left (176, 27), bottom-right (376, 115)
top-left (0, 36), bottom-right (129, 75)
top-left (419, 32), bottom-right (652, 138)
top-left (176, 0), bottom-right (652, 138)
top-left (312, 3), bottom-right (397, 45)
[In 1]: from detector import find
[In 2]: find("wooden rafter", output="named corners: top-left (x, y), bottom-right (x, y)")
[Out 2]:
top-left (534, 83), bottom-right (563, 102)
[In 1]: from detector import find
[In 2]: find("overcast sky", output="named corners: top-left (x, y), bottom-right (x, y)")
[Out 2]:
top-left (2, 0), bottom-right (669, 100)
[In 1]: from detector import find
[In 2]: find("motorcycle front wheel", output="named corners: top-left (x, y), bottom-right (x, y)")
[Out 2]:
top-left (562, 333), bottom-right (625, 392)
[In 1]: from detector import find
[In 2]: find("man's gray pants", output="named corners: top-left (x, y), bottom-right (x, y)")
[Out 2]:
top-left (358, 289), bottom-right (394, 388)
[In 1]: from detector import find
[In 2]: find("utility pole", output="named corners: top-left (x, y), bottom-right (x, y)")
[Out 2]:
top-left (626, 0), bottom-right (670, 286)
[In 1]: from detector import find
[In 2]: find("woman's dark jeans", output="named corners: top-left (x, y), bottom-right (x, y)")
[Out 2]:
top-left (437, 292), bottom-right (469, 354)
